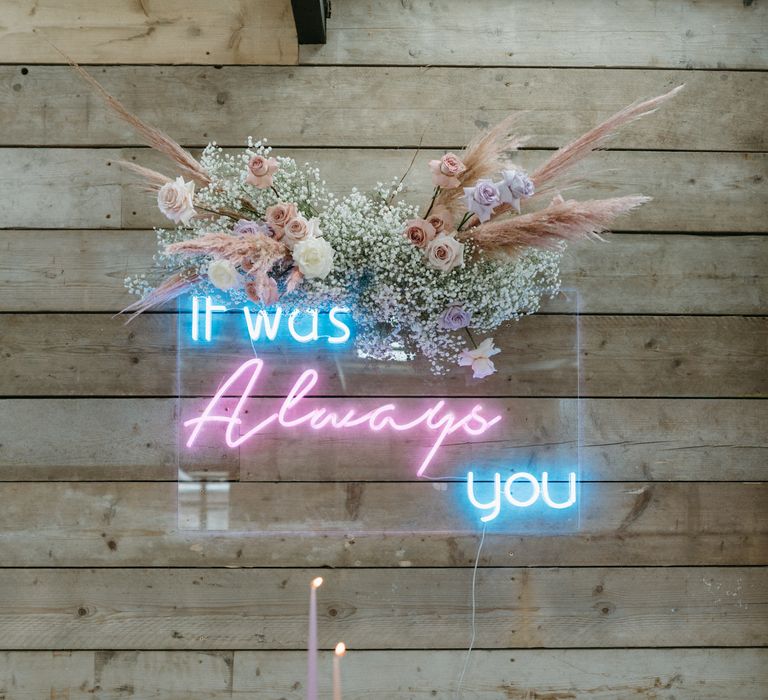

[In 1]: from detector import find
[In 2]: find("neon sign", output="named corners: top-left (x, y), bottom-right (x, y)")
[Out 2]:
top-left (182, 296), bottom-right (578, 523)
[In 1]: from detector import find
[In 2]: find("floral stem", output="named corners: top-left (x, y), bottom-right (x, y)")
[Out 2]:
top-left (194, 205), bottom-right (240, 222)
top-left (237, 186), bottom-right (263, 217)
top-left (456, 211), bottom-right (473, 232)
top-left (464, 327), bottom-right (478, 349)
top-left (424, 186), bottom-right (440, 218)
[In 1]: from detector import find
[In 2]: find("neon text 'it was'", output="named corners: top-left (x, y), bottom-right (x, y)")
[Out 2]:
top-left (190, 296), bottom-right (352, 345)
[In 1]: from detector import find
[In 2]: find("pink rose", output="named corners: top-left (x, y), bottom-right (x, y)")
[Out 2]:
top-left (428, 152), bottom-right (467, 189)
top-left (426, 205), bottom-right (454, 234)
top-left (265, 202), bottom-right (298, 232)
top-left (283, 215), bottom-right (321, 250)
top-left (245, 275), bottom-right (279, 306)
top-left (403, 218), bottom-right (436, 249)
top-left (246, 155), bottom-right (278, 188)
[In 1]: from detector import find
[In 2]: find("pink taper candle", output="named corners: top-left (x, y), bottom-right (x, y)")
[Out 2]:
top-left (307, 577), bottom-right (323, 700)
top-left (333, 642), bottom-right (346, 700)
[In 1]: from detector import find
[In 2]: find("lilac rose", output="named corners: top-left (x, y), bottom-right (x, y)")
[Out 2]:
top-left (463, 179), bottom-right (501, 222)
top-left (233, 218), bottom-right (271, 237)
top-left (497, 169), bottom-right (535, 213)
top-left (439, 304), bottom-right (471, 331)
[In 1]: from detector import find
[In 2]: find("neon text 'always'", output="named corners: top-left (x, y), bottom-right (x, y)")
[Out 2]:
top-left (184, 358), bottom-right (502, 477)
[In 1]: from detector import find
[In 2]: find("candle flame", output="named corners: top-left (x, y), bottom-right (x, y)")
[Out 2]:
top-left (335, 642), bottom-right (346, 657)
top-left (311, 576), bottom-right (324, 589)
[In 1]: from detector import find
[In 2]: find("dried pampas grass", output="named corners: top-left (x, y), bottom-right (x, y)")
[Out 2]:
top-left (70, 62), bottom-right (211, 187)
top-left (165, 231), bottom-right (288, 275)
top-left (462, 195), bottom-right (650, 257)
top-left (120, 269), bottom-right (199, 320)
top-left (116, 161), bottom-right (173, 192)
top-left (532, 85), bottom-right (684, 188)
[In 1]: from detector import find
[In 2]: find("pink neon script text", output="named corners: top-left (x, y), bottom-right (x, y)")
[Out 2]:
top-left (184, 357), bottom-right (502, 476)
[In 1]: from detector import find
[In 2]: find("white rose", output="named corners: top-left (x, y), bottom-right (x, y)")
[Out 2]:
top-left (206, 259), bottom-right (240, 290)
top-left (426, 233), bottom-right (465, 273)
top-left (292, 236), bottom-right (334, 279)
top-left (157, 176), bottom-right (196, 225)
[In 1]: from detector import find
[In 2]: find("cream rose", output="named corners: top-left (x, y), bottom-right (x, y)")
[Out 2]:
top-left (245, 155), bottom-right (278, 188)
top-left (403, 218), bottom-right (436, 249)
top-left (265, 202), bottom-right (298, 232)
top-left (206, 259), bottom-right (240, 290)
top-left (283, 216), bottom-right (321, 249)
top-left (157, 176), bottom-right (195, 225)
top-left (426, 233), bottom-right (465, 273)
top-left (292, 236), bottom-right (334, 279)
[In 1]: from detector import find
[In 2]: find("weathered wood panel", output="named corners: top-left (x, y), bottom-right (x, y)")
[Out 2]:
top-left (0, 568), bottom-right (763, 649)
top-left (3, 66), bottom-right (765, 150)
top-left (1, 649), bottom-right (765, 699)
top-left (1, 482), bottom-right (765, 567)
top-left (2, 149), bottom-right (764, 232)
top-left (2, 398), bottom-right (765, 482)
top-left (3, 230), bottom-right (765, 314)
top-left (302, 0), bottom-right (768, 70)
top-left (0, 650), bottom-right (233, 699)
top-left (0, 0), bottom-right (298, 64)
top-left (1, 314), bottom-right (764, 397)
top-left (238, 649), bottom-right (768, 699)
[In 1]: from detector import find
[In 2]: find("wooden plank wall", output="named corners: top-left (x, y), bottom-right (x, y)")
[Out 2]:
top-left (1, 0), bottom-right (767, 697)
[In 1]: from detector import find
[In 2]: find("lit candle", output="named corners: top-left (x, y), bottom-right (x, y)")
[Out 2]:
top-left (307, 576), bottom-right (323, 700)
top-left (333, 642), bottom-right (346, 700)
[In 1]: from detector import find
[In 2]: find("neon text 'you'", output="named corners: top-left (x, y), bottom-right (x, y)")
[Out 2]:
top-left (190, 296), bottom-right (352, 344)
top-left (467, 471), bottom-right (577, 522)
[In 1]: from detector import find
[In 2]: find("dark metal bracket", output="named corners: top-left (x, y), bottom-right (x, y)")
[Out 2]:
top-left (290, 0), bottom-right (331, 44)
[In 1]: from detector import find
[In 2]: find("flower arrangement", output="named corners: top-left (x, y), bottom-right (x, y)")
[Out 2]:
top-left (77, 66), bottom-right (680, 377)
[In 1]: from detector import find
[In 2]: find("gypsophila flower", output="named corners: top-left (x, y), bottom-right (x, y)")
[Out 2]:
top-left (130, 140), bottom-right (563, 376)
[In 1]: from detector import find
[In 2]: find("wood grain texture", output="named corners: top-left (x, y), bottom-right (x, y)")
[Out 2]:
top-left (2, 398), bottom-right (765, 482)
top-left (0, 0), bottom-right (298, 64)
top-left (3, 230), bottom-right (766, 314)
top-left (2, 148), bottom-right (764, 232)
top-left (0, 482), bottom-right (765, 567)
top-left (302, 0), bottom-right (768, 69)
top-left (1, 314), bottom-right (764, 397)
top-left (237, 649), bottom-right (768, 699)
top-left (0, 1), bottom-right (765, 687)
top-left (0, 650), bottom-right (233, 699)
top-left (1, 649), bottom-right (765, 699)
top-left (0, 568), bottom-right (764, 649)
top-left (3, 66), bottom-right (765, 150)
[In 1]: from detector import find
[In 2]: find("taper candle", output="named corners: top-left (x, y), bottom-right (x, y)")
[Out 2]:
top-left (333, 642), bottom-right (346, 700)
top-left (307, 576), bottom-right (323, 700)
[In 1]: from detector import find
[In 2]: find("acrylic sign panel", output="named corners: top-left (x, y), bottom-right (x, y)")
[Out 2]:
top-left (177, 293), bottom-right (581, 534)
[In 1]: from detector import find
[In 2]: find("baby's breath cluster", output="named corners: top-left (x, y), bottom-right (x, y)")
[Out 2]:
top-left (128, 141), bottom-right (563, 376)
